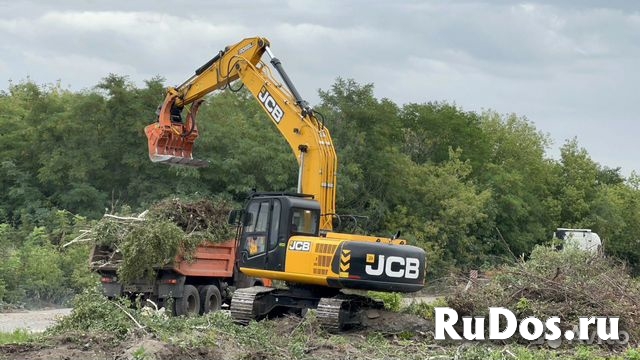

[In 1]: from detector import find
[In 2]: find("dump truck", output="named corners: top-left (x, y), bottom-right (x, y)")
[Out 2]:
top-left (90, 239), bottom-right (270, 316)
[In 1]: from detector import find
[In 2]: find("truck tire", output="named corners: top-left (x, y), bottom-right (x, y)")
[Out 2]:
top-left (174, 284), bottom-right (200, 316)
top-left (199, 285), bottom-right (222, 314)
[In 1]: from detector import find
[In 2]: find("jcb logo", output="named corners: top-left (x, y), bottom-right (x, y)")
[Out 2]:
top-left (288, 241), bottom-right (311, 252)
top-left (365, 255), bottom-right (421, 279)
top-left (238, 42), bottom-right (254, 55)
top-left (258, 87), bottom-right (284, 123)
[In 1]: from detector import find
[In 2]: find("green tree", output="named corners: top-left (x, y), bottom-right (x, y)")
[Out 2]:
top-left (20, 228), bottom-right (67, 302)
top-left (196, 89), bottom-right (297, 197)
top-left (318, 78), bottom-right (405, 231)
top-left (399, 102), bottom-right (490, 170)
top-left (386, 150), bottom-right (491, 274)
top-left (318, 79), bottom-right (492, 273)
top-left (476, 111), bottom-right (559, 256)
top-left (556, 138), bottom-right (600, 227)
top-left (585, 174), bottom-right (640, 273)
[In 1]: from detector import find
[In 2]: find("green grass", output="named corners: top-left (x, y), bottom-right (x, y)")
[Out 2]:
top-left (0, 329), bottom-right (34, 345)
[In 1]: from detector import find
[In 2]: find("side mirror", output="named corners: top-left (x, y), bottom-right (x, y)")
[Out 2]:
top-left (228, 210), bottom-right (243, 225)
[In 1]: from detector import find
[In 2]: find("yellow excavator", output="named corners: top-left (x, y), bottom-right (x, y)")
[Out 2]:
top-left (145, 36), bottom-right (426, 330)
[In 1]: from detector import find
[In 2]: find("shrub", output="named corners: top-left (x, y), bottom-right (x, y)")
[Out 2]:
top-left (368, 291), bottom-right (403, 311)
top-left (49, 286), bottom-right (135, 338)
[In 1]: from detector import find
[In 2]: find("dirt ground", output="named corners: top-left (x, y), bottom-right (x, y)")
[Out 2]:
top-left (0, 296), bottom-right (441, 359)
top-left (0, 334), bottom-right (227, 360)
top-left (0, 310), bottom-right (435, 360)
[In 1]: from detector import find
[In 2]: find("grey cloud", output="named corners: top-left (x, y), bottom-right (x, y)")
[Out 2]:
top-left (0, 0), bottom-right (638, 174)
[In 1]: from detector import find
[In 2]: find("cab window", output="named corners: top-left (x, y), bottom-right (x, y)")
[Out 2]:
top-left (290, 208), bottom-right (318, 236)
top-left (269, 200), bottom-right (281, 249)
top-left (244, 201), bottom-right (269, 256)
top-left (244, 202), bottom-right (259, 233)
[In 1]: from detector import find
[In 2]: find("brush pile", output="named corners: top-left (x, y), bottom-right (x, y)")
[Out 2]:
top-left (447, 246), bottom-right (640, 345)
top-left (89, 196), bottom-right (236, 282)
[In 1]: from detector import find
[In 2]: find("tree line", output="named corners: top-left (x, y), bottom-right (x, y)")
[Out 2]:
top-left (1, 75), bottom-right (638, 305)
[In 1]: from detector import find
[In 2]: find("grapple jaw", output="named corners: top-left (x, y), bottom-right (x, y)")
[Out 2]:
top-left (148, 153), bottom-right (209, 167)
top-left (145, 93), bottom-right (208, 168)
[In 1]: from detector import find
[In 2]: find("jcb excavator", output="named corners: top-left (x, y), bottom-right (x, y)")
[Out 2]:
top-left (145, 37), bottom-right (426, 330)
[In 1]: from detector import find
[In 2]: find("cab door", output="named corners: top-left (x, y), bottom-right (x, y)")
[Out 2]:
top-left (239, 199), bottom-right (271, 270)
top-left (264, 199), bottom-right (286, 272)
top-left (238, 198), bottom-right (287, 272)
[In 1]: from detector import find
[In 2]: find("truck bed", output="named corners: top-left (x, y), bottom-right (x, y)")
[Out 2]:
top-left (89, 239), bottom-right (237, 278)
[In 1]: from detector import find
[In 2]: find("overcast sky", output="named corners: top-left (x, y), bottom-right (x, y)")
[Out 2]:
top-left (1, 0), bottom-right (638, 175)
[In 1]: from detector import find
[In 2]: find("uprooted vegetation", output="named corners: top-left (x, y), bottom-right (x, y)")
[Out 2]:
top-left (447, 246), bottom-right (640, 344)
top-left (89, 196), bottom-right (236, 283)
top-left (29, 286), bottom-right (446, 359)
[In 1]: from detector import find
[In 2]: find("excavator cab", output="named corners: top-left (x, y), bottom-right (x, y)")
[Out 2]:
top-left (235, 193), bottom-right (320, 273)
top-left (144, 91), bottom-right (208, 168)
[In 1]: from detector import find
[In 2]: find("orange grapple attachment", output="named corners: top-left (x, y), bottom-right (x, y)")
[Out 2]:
top-left (144, 94), bottom-right (208, 168)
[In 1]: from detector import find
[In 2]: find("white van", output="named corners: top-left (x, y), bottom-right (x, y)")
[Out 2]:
top-left (553, 228), bottom-right (602, 255)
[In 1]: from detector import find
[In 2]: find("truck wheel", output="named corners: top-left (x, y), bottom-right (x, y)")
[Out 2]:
top-left (174, 285), bottom-right (200, 316)
top-left (199, 285), bottom-right (222, 314)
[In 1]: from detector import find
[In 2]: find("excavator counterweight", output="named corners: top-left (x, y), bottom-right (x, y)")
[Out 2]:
top-left (144, 92), bottom-right (208, 167)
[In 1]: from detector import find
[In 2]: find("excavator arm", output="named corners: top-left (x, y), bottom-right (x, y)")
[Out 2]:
top-left (145, 37), bottom-right (337, 231)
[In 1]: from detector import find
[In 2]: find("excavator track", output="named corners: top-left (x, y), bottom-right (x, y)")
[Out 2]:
top-left (230, 286), bottom-right (273, 325)
top-left (316, 297), bottom-right (343, 333)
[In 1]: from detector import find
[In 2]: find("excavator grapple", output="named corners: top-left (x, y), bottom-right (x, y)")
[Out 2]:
top-left (144, 92), bottom-right (208, 168)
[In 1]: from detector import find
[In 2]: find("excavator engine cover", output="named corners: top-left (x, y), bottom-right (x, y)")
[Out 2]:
top-left (145, 94), bottom-right (208, 168)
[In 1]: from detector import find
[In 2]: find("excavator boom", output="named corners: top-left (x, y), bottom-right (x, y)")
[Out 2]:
top-left (145, 36), bottom-right (337, 231)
